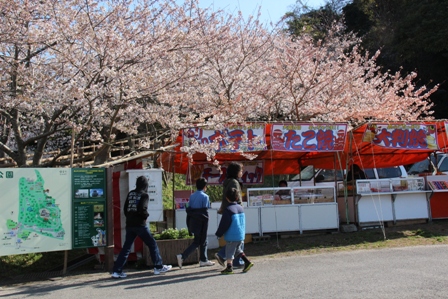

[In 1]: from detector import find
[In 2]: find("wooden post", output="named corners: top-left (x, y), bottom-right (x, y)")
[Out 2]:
top-left (172, 154), bottom-right (176, 228)
top-left (104, 167), bottom-right (115, 272)
top-left (63, 128), bottom-right (76, 275)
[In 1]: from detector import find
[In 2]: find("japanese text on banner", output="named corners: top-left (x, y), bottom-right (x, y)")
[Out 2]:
top-left (182, 124), bottom-right (266, 152)
top-left (362, 123), bottom-right (438, 150)
top-left (271, 123), bottom-right (347, 152)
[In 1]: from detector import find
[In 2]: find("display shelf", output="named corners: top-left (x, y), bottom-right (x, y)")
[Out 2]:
top-left (427, 181), bottom-right (448, 191)
top-left (356, 179), bottom-right (391, 194)
top-left (355, 177), bottom-right (430, 225)
top-left (426, 175), bottom-right (448, 193)
top-left (391, 177), bottom-right (425, 192)
top-left (247, 186), bottom-right (335, 206)
top-left (356, 177), bottom-right (426, 195)
top-left (246, 186), bottom-right (338, 234)
top-left (247, 187), bottom-right (291, 206)
top-left (292, 187), bottom-right (335, 204)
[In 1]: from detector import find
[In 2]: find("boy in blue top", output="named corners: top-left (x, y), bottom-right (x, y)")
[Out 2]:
top-left (176, 177), bottom-right (215, 268)
top-left (215, 187), bottom-right (254, 274)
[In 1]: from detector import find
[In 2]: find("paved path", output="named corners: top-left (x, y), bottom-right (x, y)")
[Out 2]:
top-left (2, 245), bottom-right (448, 299)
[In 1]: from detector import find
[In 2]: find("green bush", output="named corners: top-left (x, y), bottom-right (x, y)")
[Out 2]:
top-left (154, 228), bottom-right (192, 240)
top-left (178, 228), bottom-right (191, 239)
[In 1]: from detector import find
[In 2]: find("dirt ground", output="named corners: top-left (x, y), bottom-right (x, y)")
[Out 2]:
top-left (238, 219), bottom-right (448, 259)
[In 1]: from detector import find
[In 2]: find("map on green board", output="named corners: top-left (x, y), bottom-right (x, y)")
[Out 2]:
top-left (1, 169), bottom-right (70, 255)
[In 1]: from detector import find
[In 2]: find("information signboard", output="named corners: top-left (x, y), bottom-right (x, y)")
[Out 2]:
top-left (0, 168), bottom-right (72, 257)
top-left (72, 168), bottom-right (107, 249)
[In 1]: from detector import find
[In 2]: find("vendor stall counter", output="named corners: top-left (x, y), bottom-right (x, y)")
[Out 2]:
top-left (426, 175), bottom-right (448, 219)
top-left (174, 186), bottom-right (339, 247)
top-left (355, 177), bottom-right (430, 226)
top-left (247, 186), bottom-right (339, 234)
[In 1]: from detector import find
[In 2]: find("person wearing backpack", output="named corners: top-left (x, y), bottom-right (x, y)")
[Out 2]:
top-left (111, 176), bottom-right (172, 278)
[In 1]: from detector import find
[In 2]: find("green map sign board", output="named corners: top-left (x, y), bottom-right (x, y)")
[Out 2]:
top-left (72, 168), bottom-right (107, 249)
top-left (0, 168), bottom-right (72, 257)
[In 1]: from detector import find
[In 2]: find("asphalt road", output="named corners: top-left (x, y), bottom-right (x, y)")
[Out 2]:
top-left (2, 245), bottom-right (448, 299)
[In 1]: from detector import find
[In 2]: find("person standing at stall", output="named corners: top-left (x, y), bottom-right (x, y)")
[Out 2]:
top-left (347, 164), bottom-right (367, 182)
top-left (176, 177), bottom-right (215, 269)
top-left (215, 162), bottom-right (244, 267)
top-left (111, 176), bottom-right (172, 278)
top-left (275, 180), bottom-right (290, 201)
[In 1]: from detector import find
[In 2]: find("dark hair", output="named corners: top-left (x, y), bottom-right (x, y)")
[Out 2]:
top-left (226, 162), bottom-right (243, 179)
top-left (196, 177), bottom-right (207, 190)
top-left (352, 164), bottom-right (362, 172)
top-left (226, 187), bottom-right (239, 202)
top-left (136, 176), bottom-right (148, 191)
top-left (278, 180), bottom-right (287, 187)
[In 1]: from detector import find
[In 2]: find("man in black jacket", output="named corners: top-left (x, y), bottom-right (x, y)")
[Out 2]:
top-left (111, 176), bottom-right (172, 278)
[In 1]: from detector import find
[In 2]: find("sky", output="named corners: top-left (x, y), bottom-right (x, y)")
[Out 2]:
top-left (192, 0), bottom-right (327, 24)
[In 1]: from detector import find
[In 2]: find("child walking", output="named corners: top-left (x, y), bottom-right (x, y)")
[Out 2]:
top-left (215, 187), bottom-right (254, 274)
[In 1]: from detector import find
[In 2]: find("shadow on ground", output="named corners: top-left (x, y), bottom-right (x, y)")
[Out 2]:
top-left (2, 220), bottom-right (448, 286)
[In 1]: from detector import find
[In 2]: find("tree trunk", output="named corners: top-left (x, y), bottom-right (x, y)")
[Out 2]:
top-left (94, 144), bottom-right (112, 165)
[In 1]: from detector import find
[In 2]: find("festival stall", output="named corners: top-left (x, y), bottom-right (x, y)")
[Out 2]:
top-left (302, 121), bottom-right (448, 226)
top-left (425, 121), bottom-right (448, 219)
top-left (160, 122), bottom-right (351, 238)
top-left (426, 174), bottom-right (448, 219)
top-left (160, 120), bottom-right (448, 235)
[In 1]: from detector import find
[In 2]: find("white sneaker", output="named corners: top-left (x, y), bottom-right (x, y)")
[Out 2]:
top-left (200, 260), bottom-right (215, 267)
top-left (154, 265), bottom-right (172, 275)
top-left (176, 254), bottom-right (183, 269)
top-left (111, 272), bottom-right (127, 278)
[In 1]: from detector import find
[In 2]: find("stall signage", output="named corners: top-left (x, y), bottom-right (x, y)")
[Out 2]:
top-left (182, 124), bottom-right (266, 152)
top-left (362, 123), bottom-right (438, 150)
top-left (72, 168), bottom-right (107, 249)
top-left (271, 123), bottom-right (347, 152)
top-left (186, 161), bottom-right (264, 185)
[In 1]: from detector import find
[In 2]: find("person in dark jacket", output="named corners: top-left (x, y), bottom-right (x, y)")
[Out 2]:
top-left (218, 162), bottom-right (243, 214)
top-left (111, 176), bottom-right (172, 278)
top-left (176, 177), bottom-right (215, 268)
top-left (215, 187), bottom-right (253, 274)
top-left (347, 164), bottom-right (367, 182)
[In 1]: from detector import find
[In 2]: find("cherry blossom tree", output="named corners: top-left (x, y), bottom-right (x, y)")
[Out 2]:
top-left (0, 0), bottom-right (80, 166)
top-left (259, 26), bottom-right (437, 124)
top-left (0, 0), bottom-right (207, 166)
top-left (167, 8), bottom-right (276, 126)
top-left (0, 0), bottom-right (438, 167)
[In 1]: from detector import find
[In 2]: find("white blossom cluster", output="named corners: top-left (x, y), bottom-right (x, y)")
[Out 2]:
top-left (0, 0), bottom-right (437, 167)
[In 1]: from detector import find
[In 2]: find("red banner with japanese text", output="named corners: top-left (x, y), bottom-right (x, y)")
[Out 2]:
top-left (362, 122), bottom-right (438, 150)
top-left (182, 123), bottom-right (266, 153)
top-left (270, 123), bottom-right (347, 152)
top-left (186, 161), bottom-right (264, 185)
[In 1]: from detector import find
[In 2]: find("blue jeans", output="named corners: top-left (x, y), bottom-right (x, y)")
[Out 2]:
top-left (113, 225), bottom-right (163, 272)
top-left (218, 243), bottom-right (245, 267)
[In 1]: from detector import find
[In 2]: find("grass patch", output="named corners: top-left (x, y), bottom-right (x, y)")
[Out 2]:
top-left (0, 249), bottom-right (91, 278)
